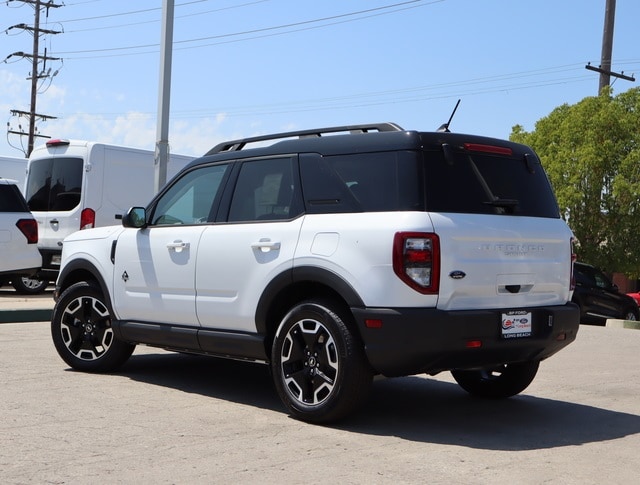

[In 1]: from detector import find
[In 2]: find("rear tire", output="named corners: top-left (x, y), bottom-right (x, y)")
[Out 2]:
top-left (51, 281), bottom-right (134, 372)
top-left (12, 276), bottom-right (48, 294)
top-left (271, 300), bottom-right (372, 423)
top-left (451, 361), bottom-right (540, 398)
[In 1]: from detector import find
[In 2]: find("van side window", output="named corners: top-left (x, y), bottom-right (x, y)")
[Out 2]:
top-left (300, 152), bottom-right (423, 213)
top-left (227, 157), bottom-right (299, 222)
top-left (151, 164), bottom-right (229, 226)
top-left (25, 157), bottom-right (83, 212)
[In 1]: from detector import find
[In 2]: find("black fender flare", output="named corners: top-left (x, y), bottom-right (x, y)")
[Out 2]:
top-left (56, 259), bottom-right (113, 311)
top-left (254, 265), bottom-right (364, 335)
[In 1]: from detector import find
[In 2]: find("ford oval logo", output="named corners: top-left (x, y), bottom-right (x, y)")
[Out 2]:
top-left (449, 270), bottom-right (466, 280)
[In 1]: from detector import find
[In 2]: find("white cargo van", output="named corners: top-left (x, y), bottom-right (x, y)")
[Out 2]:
top-left (0, 156), bottom-right (28, 192)
top-left (24, 139), bottom-right (194, 287)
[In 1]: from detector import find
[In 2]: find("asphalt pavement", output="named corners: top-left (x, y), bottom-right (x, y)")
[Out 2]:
top-left (2, 316), bottom-right (640, 484)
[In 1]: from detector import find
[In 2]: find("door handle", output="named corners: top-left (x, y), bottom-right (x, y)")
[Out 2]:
top-left (251, 239), bottom-right (281, 252)
top-left (167, 240), bottom-right (190, 253)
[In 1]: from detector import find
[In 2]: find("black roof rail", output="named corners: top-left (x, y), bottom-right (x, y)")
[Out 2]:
top-left (205, 122), bottom-right (404, 155)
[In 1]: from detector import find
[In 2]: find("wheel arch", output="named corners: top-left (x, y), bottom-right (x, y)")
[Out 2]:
top-left (255, 266), bottom-right (365, 351)
top-left (56, 259), bottom-right (112, 310)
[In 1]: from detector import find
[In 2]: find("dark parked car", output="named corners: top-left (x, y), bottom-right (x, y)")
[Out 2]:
top-left (572, 262), bottom-right (639, 324)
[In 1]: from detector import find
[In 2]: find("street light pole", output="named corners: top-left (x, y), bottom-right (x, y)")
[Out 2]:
top-left (154, 0), bottom-right (174, 193)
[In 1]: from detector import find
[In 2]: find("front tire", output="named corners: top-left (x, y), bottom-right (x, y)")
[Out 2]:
top-left (51, 281), bottom-right (135, 372)
top-left (451, 361), bottom-right (540, 399)
top-left (271, 300), bottom-right (372, 423)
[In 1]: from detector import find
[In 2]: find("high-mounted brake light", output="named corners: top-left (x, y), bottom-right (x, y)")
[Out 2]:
top-left (46, 139), bottom-right (70, 147)
top-left (464, 143), bottom-right (513, 156)
top-left (16, 219), bottom-right (38, 244)
top-left (80, 208), bottom-right (95, 230)
top-left (393, 232), bottom-right (440, 294)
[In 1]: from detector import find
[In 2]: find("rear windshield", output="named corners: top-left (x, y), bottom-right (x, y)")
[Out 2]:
top-left (25, 157), bottom-right (83, 212)
top-left (422, 148), bottom-right (560, 218)
top-left (0, 184), bottom-right (29, 212)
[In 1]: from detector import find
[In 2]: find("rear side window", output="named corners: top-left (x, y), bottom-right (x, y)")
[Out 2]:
top-left (228, 157), bottom-right (300, 222)
top-left (0, 184), bottom-right (29, 212)
top-left (300, 151), bottom-right (423, 213)
top-left (423, 148), bottom-right (560, 218)
top-left (25, 157), bottom-right (83, 212)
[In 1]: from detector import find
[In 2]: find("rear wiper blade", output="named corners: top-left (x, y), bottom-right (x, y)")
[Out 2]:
top-left (483, 198), bottom-right (518, 208)
top-left (483, 198), bottom-right (519, 214)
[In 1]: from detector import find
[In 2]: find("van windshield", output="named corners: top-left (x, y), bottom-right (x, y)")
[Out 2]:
top-left (25, 157), bottom-right (83, 212)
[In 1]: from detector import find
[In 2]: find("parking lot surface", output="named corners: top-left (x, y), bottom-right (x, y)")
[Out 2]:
top-left (1, 317), bottom-right (639, 484)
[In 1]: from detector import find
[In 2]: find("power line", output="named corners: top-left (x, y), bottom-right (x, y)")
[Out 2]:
top-left (51, 0), bottom-right (444, 57)
top-left (62, 1), bottom-right (270, 33)
top-left (49, 63), bottom-right (594, 121)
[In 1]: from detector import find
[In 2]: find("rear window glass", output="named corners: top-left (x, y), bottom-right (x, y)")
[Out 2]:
top-left (300, 151), bottom-right (423, 213)
top-left (0, 184), bottom-right (29, 212)
top-left (25, 157), bottom-right (83, 212)
top-left (423, 149), bottom-right (560, 218)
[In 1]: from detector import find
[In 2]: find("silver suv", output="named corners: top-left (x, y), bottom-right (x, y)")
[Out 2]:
top-left (0, 178), bottom-right (41, 289)
top-left (51, 123), bottom-right (580, 423)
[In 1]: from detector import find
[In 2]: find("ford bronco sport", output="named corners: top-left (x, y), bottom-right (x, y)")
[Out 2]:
top-left (51, 123), bottom-right (580, 423)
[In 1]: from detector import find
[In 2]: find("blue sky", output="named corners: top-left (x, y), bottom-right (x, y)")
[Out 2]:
top-left (1, 0), bottom-right (639, 158)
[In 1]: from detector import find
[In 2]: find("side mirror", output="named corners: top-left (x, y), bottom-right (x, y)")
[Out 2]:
top-left (122, 207), bottom-right (147, 228)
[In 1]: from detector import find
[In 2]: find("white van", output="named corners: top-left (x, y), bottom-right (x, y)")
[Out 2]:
top-left (24, 139), bottom-right (194, 286)
top-left (0, 156), bottom-right (28, 192)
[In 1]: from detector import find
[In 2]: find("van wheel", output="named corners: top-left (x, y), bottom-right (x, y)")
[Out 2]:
top-left (12, 276), bottom-right (48, 294)
top-left (271, 300), bottom-right (372, 423)
top-left (51, 281), bottom-right (135, 373)
top-left (451, 361), bottom-right (540, 398)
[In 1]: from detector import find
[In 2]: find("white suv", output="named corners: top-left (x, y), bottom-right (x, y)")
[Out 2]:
top-left (51, 123), bottom-right (580, 423)
top-left (0, 178), bottom-right (41, 287)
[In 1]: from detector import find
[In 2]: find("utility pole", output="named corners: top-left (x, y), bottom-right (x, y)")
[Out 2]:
top-left (599, 0), bottom-right (616, 92)
top-left (4, 0), bottom-right (62, 156)
top-left (154, 0), bottom-right (175, 192)
top-left (585, 0), bottom-right (635, 94)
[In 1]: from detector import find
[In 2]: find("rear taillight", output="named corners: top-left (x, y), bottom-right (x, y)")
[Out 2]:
top-left (393, 232), bottom-right (440, 294)
top-left (80, 208), bottom-right (95, 229)
top-left (570, 238), bottom-right (577, 290)
top-left (16, 219), bottom-right (38, 244)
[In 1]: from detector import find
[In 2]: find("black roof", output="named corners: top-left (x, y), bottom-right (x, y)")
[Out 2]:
top-left (183, 122), bottom-right (533, 170)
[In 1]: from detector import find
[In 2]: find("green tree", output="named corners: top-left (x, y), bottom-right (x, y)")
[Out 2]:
top-left (510, 87), bottom-right (640, 276)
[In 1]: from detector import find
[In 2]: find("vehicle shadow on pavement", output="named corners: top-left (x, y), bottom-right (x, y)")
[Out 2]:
top-left (118, 351), bottom-right (282, 410)
top-left (343, 376), bottom-right (640, 450)
top-left (116, 352), bottom-right (640, 451)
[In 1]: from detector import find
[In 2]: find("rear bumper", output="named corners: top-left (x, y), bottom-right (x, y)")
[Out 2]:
top-left (352, 302), bottom-right (579, 377)
top-left (35, 248), bottom-right (62, 281)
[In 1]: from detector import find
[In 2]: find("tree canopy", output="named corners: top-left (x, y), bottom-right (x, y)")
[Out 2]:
top-left (510, 87), bottom-right (640, 276)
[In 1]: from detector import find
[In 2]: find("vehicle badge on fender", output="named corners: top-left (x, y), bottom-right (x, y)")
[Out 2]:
top-left (449, 270), bottom-right (466, 280)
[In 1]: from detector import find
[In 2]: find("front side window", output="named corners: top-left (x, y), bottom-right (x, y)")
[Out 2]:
top-left (25, 157), bottom-right (83, 212)
top-left (151, 163), bottom-right (229, 226)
